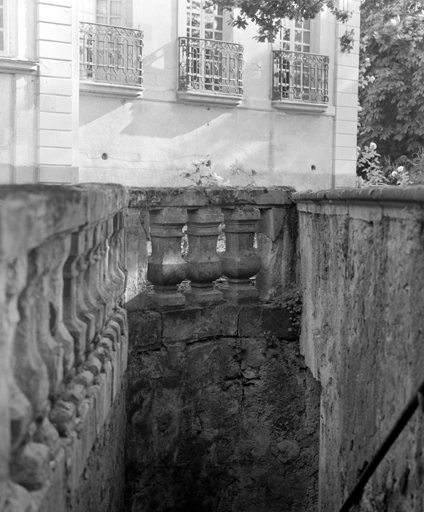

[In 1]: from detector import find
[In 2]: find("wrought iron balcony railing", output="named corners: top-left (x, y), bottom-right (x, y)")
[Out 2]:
top-left (79, 22), bottom-right (143, 86)
top-left (178, 37), bottom-right (243, 97)
top-left (272, 50), bottom-right (329, 104)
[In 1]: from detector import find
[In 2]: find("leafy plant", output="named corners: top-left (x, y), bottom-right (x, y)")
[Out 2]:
top-left (358, 0), bottom-right (424, 162)
top-left (357, 143), bottom-right (387, 186)
top-left (180, 157), bottom-right (230, 187)
top-left (284, 291), bottom-right (302, 330)
top-left (357, 142), bottom-right (413, 187)
top-left (180, 157), bottom-right (260, 188)
top-left (229, 161), bottom-right (258, 187)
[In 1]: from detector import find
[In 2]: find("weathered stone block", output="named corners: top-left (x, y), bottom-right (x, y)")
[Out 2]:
top-left (38, 447), bottom-right (67, 512)
top-left (10, 442), bottom-right (50, 491)
top-left (221, 304), bottom-right (240, 336)
top-left (3, 483), bottom-right (34, 512)
top-left (162, 305), bottom-right (223, 343)
top-left (238, 306), bottom-right (262, 337)
top-left (126, 335), bottom-right (319, 512)
top-left (129, 311), bottom-right (162, 350)
top-left (261, 305), bottom-right (298, 340)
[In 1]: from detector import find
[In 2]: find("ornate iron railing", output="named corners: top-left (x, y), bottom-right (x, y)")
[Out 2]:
top-left (272, 50), bottom-right (329, 103)
top-left (79, 22), bottom-right (143, 86)
top-left (178, 37), bottom-right (243, 96)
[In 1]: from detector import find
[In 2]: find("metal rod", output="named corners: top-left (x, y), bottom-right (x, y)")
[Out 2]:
top-left (340, 381), bottom-right (424, 512)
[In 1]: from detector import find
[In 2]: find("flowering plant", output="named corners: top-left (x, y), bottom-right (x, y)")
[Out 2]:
top-left (180, 158), bottom-right (230, 187)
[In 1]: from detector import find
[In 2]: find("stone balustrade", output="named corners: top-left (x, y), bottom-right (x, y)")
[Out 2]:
top-left (0, 184), bottom-right (128, 512)
top-left (1, 184), bottom-right (297, 512)
top-left (127, 186), bottom-right (297, 309)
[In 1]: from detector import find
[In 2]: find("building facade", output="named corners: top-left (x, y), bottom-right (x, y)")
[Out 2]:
top-left (0, 0), bottom-right (360, 189)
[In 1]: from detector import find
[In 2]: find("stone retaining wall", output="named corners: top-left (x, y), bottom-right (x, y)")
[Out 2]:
top-left (126, 302), bottom-right (320, 512)
top-left (294, 187), bottom-right (424, 512)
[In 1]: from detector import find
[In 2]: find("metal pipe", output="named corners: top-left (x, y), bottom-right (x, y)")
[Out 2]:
top-left (340, 381), bottom-right (424, 512)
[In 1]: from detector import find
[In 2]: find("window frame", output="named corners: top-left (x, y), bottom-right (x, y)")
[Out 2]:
top-left (0, 0), bottom-right (9, 56)
top-left (275, 17), bottom-right (320, 55)
top-left (184, 0), bottom-right (233, 42)
top-left (78, 0), bottom-right (125, 27)
top-left (279, 19), bottom-right (311, 53)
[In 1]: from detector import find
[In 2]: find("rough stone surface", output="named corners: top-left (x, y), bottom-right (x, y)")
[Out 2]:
top-left (256, 206), bottom-right (298, 301)
top-left (296, 189), bottom-right (424, 512)
top-left (71, 379), bottom-right (127, 512)
top-left (0, 184), bottom-right (128, 512)
top-left (128, 186), bottom-right (294, 210)
top-left (126, 313), bottom-right (320, 512)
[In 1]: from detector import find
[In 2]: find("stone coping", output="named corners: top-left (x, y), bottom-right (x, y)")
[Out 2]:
top-left (0, 184), bottom-right (128, 260)
top-left (128, 186), bottom-right (295, 209)
top-left (293, 186), bottom-right (424, 205)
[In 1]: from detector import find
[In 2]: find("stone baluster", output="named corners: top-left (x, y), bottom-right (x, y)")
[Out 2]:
top-left (21, 237), bottom-right (76, 397)
top-left (106, 216), bottom-right (121, 303)
top-left (116, 210), bottom-right (127, 290)
top-left (74, 229), bottom-right (97, 346)
top-left (113, 210), bottom-right (127, 294)
top-left (63, 230), bottom-right (89, 366)
top-left (92, 223), bottom-right (110, 315)
top-left (221, 205), bottom-right (261, 302)
top-left (10, 255), bottom-right (52, 491)
top-left (147, 207), bottom-right (188, 308)
top-left (45, 235), bottom-right (76, 382)
top-left (83, 226), bottom-right (106, 331)
top-left (4, 257), bottom-right (32, 467)
top-left (184, 207), bottom-right (224, 305)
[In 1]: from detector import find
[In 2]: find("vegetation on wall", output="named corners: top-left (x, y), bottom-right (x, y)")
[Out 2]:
top-left (180, 157), bottom-right (258, 187)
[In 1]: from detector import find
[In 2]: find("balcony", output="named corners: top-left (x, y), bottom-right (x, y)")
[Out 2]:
top-left (272, 50), bottom-right (329, 114)
top-left (79, 22), bottom-right (143, 98)
top-left (178, 36), bottom-right (243, 107)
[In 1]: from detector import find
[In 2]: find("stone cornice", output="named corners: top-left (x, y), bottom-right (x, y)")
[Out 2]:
top-left (293, 186), bottom-right (424, 205)
top-left (272, 100), bottom-right (328, 114)
top-left (128, 186), bottom-right (295, 209)
top-left (178, 90), bottom-right (242, 107)
top-left (80, 80), bottom-right (144, 99)
top-left (0, 58), bottom-right (39, 74)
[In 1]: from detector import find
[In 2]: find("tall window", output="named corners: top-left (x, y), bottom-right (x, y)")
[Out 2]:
top-left (272, 18), bottom-right (328, 104)
top-left (280, 19), bottom-right (311, 53)
top-left (186, 0), bottom-right (224, 40)
top-left (79, 0), bottom-right (123, 26)
top-left (0, 0), bottom-right (6, 54)
top-left (96, 0), bottom-right (122, 25)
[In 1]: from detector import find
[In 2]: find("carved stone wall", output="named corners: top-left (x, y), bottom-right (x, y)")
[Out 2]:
top-left (0, 184), bottom-right (128, 512)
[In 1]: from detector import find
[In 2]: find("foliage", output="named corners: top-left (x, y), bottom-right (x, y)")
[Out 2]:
top-left (356, 143), bottom-right (387, 185)
top-left (229, 161), bottom-right (258, 187)
top-left (180, 157), bottom-right (230, 187)
top-left (180, 157), bottom-right (259, 187)
top-left (284, 291), bottom-right (302, 329)
top-left (407, 148), bottom-right (424, 184)
top-left (356, 142), bottom-right (413, 187)
top-left (208, 0), bottom-right (355, 51)
top-left (358, 0), bottom-right (424, 161)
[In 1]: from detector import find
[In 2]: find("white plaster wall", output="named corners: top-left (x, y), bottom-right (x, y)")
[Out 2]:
top-left (79, 0), bottom-right (340, 190)
top-left (79, 97), bottom-right (334, 189)
top-left (0, 0), bottom-right (38, 184)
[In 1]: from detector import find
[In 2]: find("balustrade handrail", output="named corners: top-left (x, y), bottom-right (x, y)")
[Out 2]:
top-left (272, 49), bottom-right (329, 104)
top-left (0, 184), bottom-right (128, 502)
top-left (127, 186), bottom-right (296, 308)
top-left (178, 36), bottom-right (243, 96)
top-left (79, 21), bottom-right (143, 86)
